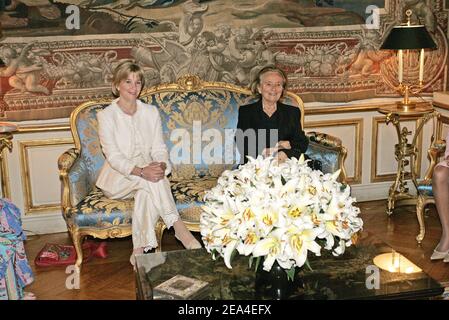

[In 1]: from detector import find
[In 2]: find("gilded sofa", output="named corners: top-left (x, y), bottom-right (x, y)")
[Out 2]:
top-left (58, 75), bottom-right (348, 270)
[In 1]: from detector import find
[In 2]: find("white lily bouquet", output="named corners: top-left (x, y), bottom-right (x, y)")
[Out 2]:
top-left (200, 155), bottom-right (363, 280)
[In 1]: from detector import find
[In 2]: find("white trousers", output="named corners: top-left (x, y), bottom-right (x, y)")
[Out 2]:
top-left (101, 176), bottom-right (179, 250)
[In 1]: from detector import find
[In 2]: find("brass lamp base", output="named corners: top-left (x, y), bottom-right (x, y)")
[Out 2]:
top-left (394, 83), bottom-right (432, 113)
top-left (392, 100), bottom-right (433, 114)
top-left (395, 100), bottom-right (419, 112)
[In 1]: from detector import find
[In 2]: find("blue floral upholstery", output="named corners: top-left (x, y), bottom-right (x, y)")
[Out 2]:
top-left (417, 183), bottom-right (433, 197)
top-left (58, 75), bottom-right (347, 269)
top-left (143, 91), bottom-right (251, 173)
top-left (69, 188), bottom-right (133, 228)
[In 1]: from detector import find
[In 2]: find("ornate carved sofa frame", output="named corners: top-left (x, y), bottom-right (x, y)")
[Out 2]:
top-left (58, 75), bottom-right (347, 270)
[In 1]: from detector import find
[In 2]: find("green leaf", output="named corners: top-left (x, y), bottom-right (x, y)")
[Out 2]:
top-left (286, 267), bottom-right (296, 281)
top-left (304, 259), bottom-right (314, 271)
top-left (253, 256), bottom-right (263, 272)
top-left (230, 248), bottom-right (237, 264)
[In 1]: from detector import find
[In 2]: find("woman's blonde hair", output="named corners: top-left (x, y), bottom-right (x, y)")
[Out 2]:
top-left (249, 65), bottom-right (288, 97)
top-left (111, 59), bottom-right (145, 97)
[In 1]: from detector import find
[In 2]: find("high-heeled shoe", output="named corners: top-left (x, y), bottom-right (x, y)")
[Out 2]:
top-left (443, 254), bottom-right (449, 263)
top-left (430, 248), bottom-right (449, 260)
top-left (130, 248), bottom-right (144, 267)
top-left (129, 254), bottom-right (136, 267)
top-left (175, 234), bottom-right (202, 250)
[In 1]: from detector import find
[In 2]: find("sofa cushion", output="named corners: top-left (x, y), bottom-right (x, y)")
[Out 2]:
top-left (69, 175), bottom-right (220, 228)
top-left (144, 91), bottom-right (250, 174)
top-left (170, 176), bottom-right (217, 204)
top-left (69, 188), bottom-right (133, 228)
top-left (170, 176), bottom-right (220, 224)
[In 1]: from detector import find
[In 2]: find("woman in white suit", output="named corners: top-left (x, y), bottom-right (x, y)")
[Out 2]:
top-left (96, 60), bottom-right (201, 266)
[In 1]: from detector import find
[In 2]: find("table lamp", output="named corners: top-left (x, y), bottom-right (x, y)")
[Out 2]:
top-left (380, 9), bottom-right (437, 111)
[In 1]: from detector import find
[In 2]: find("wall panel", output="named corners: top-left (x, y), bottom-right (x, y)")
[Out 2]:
top-left (19, 139), bottom-right (74, 215)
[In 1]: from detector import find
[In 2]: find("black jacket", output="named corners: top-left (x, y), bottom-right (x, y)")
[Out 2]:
top-left (236, 99), bottom-right (309, 164)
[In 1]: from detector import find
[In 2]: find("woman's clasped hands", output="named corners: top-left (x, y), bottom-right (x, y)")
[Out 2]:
top-left (141, 162), bottom-right (166, 182)
top-left (262, 140), bottom-right (291, 163)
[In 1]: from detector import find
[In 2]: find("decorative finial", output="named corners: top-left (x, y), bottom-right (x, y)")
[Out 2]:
top-left (405, 9), bottom-right (412, 26)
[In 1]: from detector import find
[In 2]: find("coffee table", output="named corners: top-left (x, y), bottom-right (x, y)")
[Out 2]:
top-left (135, 232), bottom-right (444, 300)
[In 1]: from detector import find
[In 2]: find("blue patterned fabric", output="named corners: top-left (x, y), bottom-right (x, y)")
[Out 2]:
top-left (170, 176), bottom-right (219, 224)
top-left (306, 141), bottom-right (340, 175)
top-left (417, 182), bottom-right (433, 197)
top-left (0, 199), bottom-right (34, 300)
top-left (69, 188), bottom-right (133, 228)
top-left (75, 104), bottom-right (108, 189)
top-left (143, 91), bottom-right (252, 176)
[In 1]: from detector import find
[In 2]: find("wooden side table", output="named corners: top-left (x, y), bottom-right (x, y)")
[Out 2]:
top-left (0, 122), bottom-right (18, 198)
top-left (378, 104), bottom-right (436, 215)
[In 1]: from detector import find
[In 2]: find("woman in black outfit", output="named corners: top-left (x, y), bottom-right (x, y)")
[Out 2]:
top-left (236, 66), bottom-right (318, 168)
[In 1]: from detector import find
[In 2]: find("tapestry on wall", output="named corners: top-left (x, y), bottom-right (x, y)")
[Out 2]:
top-left (0, 0), bottom-right (447, 121)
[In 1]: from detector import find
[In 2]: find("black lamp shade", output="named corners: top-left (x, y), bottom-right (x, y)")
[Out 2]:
top-left (381, 25), bottom-right (437, 50)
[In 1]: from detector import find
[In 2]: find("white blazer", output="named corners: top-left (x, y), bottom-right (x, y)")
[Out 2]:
top-left (96, 99), bottom-right (171, 190)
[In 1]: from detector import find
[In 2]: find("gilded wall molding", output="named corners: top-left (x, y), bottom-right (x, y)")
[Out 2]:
top-left (0, 145), bottom-right (11, 199)
top-left (16, 124), bottom-right (71, 134)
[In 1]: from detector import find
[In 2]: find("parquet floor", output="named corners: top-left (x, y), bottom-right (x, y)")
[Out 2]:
top-left (23, 200), bottom-right (449, 300)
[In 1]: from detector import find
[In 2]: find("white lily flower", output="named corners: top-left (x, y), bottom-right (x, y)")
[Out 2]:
top-left (252, 229), bottom-right (285, 271)
top-left (200, 156), bottom-right (363, 273)
top-left (223, 239), bottom-right (239, 268)
top-left (236, 230), bottom-right (259, 256)
top-left (284, 229), bottom-right (321, 268)
top-left (251, 205), bottom-right (278, 236)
